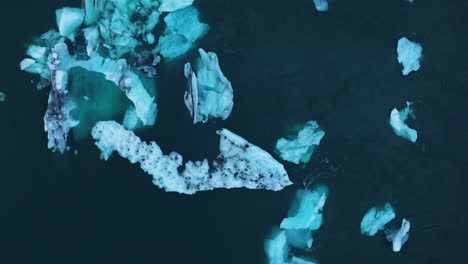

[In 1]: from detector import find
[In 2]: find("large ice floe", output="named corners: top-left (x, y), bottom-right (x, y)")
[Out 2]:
top-left (265, 185), bottom-right (328, 264)
top-left (275, 121), bottom-right (325, 164)
top-left (389, 102), bottom-right (418, 143)
top-left (184, 49), bottom-right (234, 124)
top-left (20, 0), bottom-right (209, 153)
top-left (91, 120), bottom-right (292, 194)
top-left (397, 37), bottom-right (422, 76)
top-left (386, 218), bottom-right (411, 252)
top-left (360, 203), bottom-right (396, 236)
top-left (313, 0), bottom-right (329, 12)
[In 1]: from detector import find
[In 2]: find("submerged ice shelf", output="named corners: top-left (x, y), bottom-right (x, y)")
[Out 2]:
top-left (389, 101), bottom-right (418, 143)
top-left (360, 203), bottom-right (396, 236)
top-left (91, 121), bottom-right (292, 194)
top-left (184, 49), bottom-right (234, 124)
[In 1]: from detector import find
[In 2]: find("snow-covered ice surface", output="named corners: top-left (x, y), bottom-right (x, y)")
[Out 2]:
top-left (360, 203), bottom-right (396, 236)
top-left (386, 219), bottom-right (411, 252)
top-left (91, 121), bottom-right (292, 194)
top-left (397, 37), bottom-right (422, 75)
top-left (184, 49), bottom-right (234, 123)
top-left (275, 121), bottom-right (325, 164)
top-left (389, 101), bottom-right (418, 143)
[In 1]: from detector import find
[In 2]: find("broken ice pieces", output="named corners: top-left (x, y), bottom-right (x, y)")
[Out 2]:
top-left (158, 0), bottom-right (195, 12)
top-left (275, 121), bottom-right (325, 164)
top-left (91, 121), bottom-right (291, 194)
top-left (360, 203), bottom-right (396, 236)
top-left (386, 218), bottom-right (411, 252)
top-left (397, 37), bottom-right (422, 76)
top-left (184, 49), bottom-right (234, 124)
top-left (314, 0), bottom-right (329, 12)
top-left (56, 7), bottom-right (84, 40)
top-left (389, 101), bottom-right (417, 143)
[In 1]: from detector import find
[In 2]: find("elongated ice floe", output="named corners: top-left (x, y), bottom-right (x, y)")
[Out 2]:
top-left (360, 203), bottom-right (396, 236)
top-left (389, 101), bottom-right (417, 143)
top-left (314, 0), bottom-right (329, 11)
top-left (386, 218), bottom-right (410, 252)
top-left (397, 37), bottom-right (422, 76)
top-left (275, 121), bottom-right (325, 164)
top-left (184, 49), bottom-right (234, 124)
top-left (91, 121), bottom-right (292, 194)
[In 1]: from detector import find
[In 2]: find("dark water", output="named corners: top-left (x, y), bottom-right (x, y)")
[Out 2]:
top-left (1, 0), bottom-right (468, 263)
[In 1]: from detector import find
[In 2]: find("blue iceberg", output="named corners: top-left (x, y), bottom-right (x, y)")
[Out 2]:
top-left (360, 203), bottom-right (396, 236)
top-left (184, 49), bottom-right (234, 124)
top-left (158, 0), bottom-right (195, 12)
top-left (386, 218), bottom-right (411, 252)
top-left (314, 0), bottom-right (329, 12)
top-left (397, 37), bottom-right (422, 76)
top-left (389, 101), bottom-right (418, 143)
top-left (91, 121), bottom-right (292, 194)
top-left (275, 121), bottom-right (325, 164)
top-left (0, 91), bottom-right (5, 102)
top-left (264, 229), bottom-right (289, 264)
top-left (55, 7), bottom-right (84, 40)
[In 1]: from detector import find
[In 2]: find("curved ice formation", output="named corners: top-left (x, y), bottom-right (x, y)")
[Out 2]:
top-left (360, 203), bottom-right (396, 236)
top-left (397, 37), bottom-right (422, 76)
top-left (91, 121), bottom-right (291, 194)
top-left (389, 101), bottom-right (418, 143)
top-left (386, 218), bottom-right (411, 252)
top-left (184, 49), bottom-right (234, 123)
top-left (275, 121), bottom-right (325, 164)
top-left (154, 6), bottom-right (209, 59)
top-left (314, 0), bottom-right (329, 12)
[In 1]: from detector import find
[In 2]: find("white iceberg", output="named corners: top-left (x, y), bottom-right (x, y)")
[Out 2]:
top-left (314, 0), bottom-right (329, 11)
top-left (275, 121), bottom-right (325, 164)
top-left (184, 49), bottom-right (234, 124)
top-left (386, 218), bottom-right (411, 252)
top-left (389, 101), bottom-right (418, 143)
top-left (91, 121), bottom-right (292, 194)
top-left (360, 203), bottom-right (396, 236)
top-left (56, 7), bottom-right (84, 40)
top-left (397, 37), bottom-right (422, 76)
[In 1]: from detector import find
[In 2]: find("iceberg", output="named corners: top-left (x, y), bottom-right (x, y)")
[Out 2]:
top-left (275, 121), bottom-right (325, 164)
top-left (154, 6), bottom-right (209, 59)
top-left (397, 37), bottom-right (422, 76)
top-left (158, 0), bottom-right (194, 12)
top-left (386, 218), bottom-right (411, 252)
top-left (0, 91), bottom-right (5, 102)
top-left (91, 120), bottom-right (292, 194)
top-left (184, 49), bottom-right (234, 123)
top-left (314, 0), bottom-right (329, 12)
top-left (265, 229), bottom-right (289, 264)
top-left (389, 101), bottom-right (418, 143)
top-left (360, 203), bottom-right (396, 236)
top-left (55, 7), bottom-right (84, 40)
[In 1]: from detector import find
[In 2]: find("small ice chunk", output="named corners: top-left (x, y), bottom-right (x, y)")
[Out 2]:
top-left (0, 91), bottom-right (5, 102)
top-left (122, 106), bottom-right (141, 130)
top-left (275, 121), bottom-right (325, 164)
top-left (158, 0), bottom-right (194, 12)
top-left (56, 7), bottom-right (85, 39)
top-left (314, 0), bottom-right (329, 11)
top-left (26, 45), bottom-right (47, 60)
top-left (91, 121), bottom-right (291, 194)
top-left (389, 101), bottom-right (418, 143)
top-left (184, 49), bottom-right (234, 123)
top-left (264, 229), bottom-right (289, 264)
top-left (280, 185), bottom-right (328, 231)
top-left (360, 203), bottom-right (396, 236)
top-left (285, 229), bottom-right (313, 249)
top-left (386, 218), bottom-right (411, 252)
top-left (83, 26), bottom-right (100, 56)
top-left (83, 0), bottom-right (106, 25)
top-left (397, 37), bottom-right (422, 76)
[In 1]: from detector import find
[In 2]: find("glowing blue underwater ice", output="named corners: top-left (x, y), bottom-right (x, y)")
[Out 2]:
top-left (397, 37), bottom-right (422, 76)
top-left (389, 101), bottom-right (418, 143)
top-left (275, 121), bottom-right (325, 164)
top-left (91, 121), bottom-right (292, 194)
top-left (0, 91), bottom-right (5, 102)
top-left (314, 0), bottom-right (329, 12)
top-left (360, 203), bottom-right (396, 236)
top-left (184, 49), bottom-right (234, 123)
top-left (386, 218), bottom-right (411, 252)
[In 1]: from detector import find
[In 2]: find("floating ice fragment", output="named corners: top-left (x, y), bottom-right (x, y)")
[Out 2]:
top-left (158, 0), bottom-right (195, 12)
top-left (386, 218), bottom-right (410, 252)
top-left (56, 7), bottom-right (84, 40)
top-left (285, 229), bottom-right (313, 249)
top-left (184, 49), bottom-right (234, 123)
top-left (360, 203), bottom-right (396, 236)
top-left (0, 91), bottom-right (5, 102)
top-left (389, 101), bottom-right (417, 143)
top-left (83, 0), bottom-right (106, 25)
top-left (26, 45), bottom-right (46, 60)
top-left (91, 121), bottom-right (292, 194)
top-left (265, 229), bottom-right (289, 264)
top-left (122, 106), bottom-right (142, 130)
top-left (275, 121), bottom-right (325, 164)
top-left (314, 0), bottom-right (329, 12)
top-left (397, 37), bottom-right (422, 76)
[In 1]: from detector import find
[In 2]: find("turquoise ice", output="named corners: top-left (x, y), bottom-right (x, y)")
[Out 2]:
top-left (91, 121), bottom-right (292, 194)
top-left (314, 0), bottom-right (328, 11)
top-left (360, 203), bottom-right (396, 236)
top-left (389, 101), bottom-right (418, 143)
top-left (397, 37), bottom-right (422, 76)
top-left (184, 49), bottom-right (234, 123)
top-left (386, 218), bottom-right (411, 252)
top-left (275, 121), bottom-right (325, 164)
top-left (158, 0), bottom-right (195, 12)
top-left (56, 7), bottom-right (84, 40)
top-left (264, 229), bottom-right (289, 264)
top-left (0, 91), bottom-right (5, 102)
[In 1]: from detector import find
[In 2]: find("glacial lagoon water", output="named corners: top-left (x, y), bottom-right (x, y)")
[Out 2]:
top-left (1, 0), bottom-right (468, 263)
